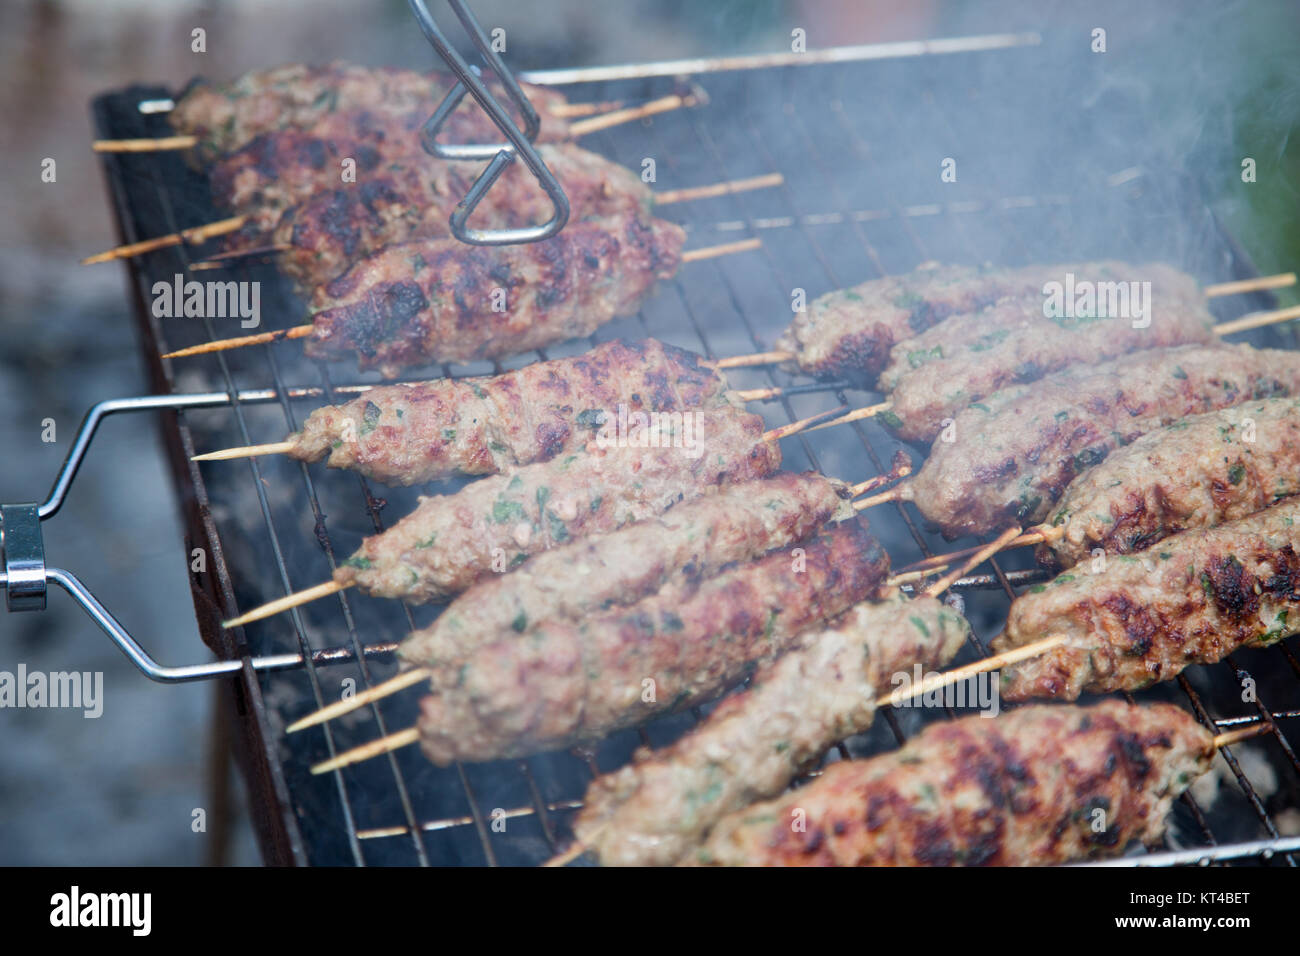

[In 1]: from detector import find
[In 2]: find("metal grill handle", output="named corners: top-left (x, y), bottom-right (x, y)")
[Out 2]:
top-left (0, 393), bottom-right (387, 682)
top-left (406, 0), bottom-right (570, 245)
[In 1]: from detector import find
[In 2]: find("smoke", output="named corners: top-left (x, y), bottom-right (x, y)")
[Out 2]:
top-left (934, 0), bottom-right (1300, 287)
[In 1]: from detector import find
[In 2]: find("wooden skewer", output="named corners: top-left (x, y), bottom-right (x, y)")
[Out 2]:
top-left (566, 94), bottom-right (696, 137)
top-left (1203, 272), bottom-right (1296, 298)
top-left (223, 579), bottom-right (351, 629)
top-left (898, 527), bottom-right (1058, 575)
top-left (162, 324), bottom-right (315, 360)
top-left (191, 440), bottom-right (298, 464)
top-left (188, 244), bottom-right (292, 271)
top-left (760, 405), bottom-right (848, 442)
top-left (918, 527), bottom-right (1021, 598)
top-left (287, 667), bottom-right (433, 733)
top-left (654, 172), bottom-right (784, 206)
top-left (730, 386), bottom-right (786, 402)
top-left (1212, 723), bottom-right (1273, 749)
top-left (848, 455), bottom-right (913, 497)
top-left (196, 221), bottom-right (756, 274)
top-left (89, 93), bottom-right (692, 155)
top-left (162, 238), bottom-right (761, 361)
top-left (705, 350), bottom-right (794, 371)
top-left (196, 242), bottom-right (291, 263)
top-left (550, 99), bottom-right (624, 118)
top-left (91, 134), bottom-right (199, 153)
top-left (192, 440), bottom-right (297, 463)
top-left (730, 383), bottom-right (840, 402)
top-left (286, 667), bottom-right (432, 733)
top-left (310, 727), bottom-right (420, 775)
top-left (679, 237), bottom-right (761, 263)
top-left (808, 401), bottom-right (892, 433)
top-left (543, 824), bottom-right (609, 867)
top-left (80, 215), bottom-right (248, 265)
top-left (1214, 304), bottom-right (1300, 336)
top-left (879, 633), bottom-right (1069, 709)
top-left (853, 485), bottom-right (906, 512)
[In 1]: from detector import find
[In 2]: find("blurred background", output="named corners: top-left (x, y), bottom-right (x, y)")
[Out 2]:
top-left (0, 0), bottom-right (1296, 865)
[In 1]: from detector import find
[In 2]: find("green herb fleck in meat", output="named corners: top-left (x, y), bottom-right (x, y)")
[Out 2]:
top-left (877, 409), bottom-right (904, 429)
top-left (907, 345), bottom-right (943, 369)
top-left (1262, 610), bottom-right (1290, 644)
top-left (359, 400), bottom-right (382, 436)
top-left (491, 497), bottom-right (527, 524)
top-left (893, 290), bottom-right (923, 311)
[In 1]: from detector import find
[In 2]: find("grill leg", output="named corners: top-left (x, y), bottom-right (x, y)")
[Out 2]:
top-left (203, 679), bottom-right (235, 867)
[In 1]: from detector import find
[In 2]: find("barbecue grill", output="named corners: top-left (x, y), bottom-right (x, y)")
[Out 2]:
top-left (17, 16), bottom-right (1299, 865)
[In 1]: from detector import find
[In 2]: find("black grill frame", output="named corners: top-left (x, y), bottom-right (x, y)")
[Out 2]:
top-left (91, 39), bottom-right (1300, 866)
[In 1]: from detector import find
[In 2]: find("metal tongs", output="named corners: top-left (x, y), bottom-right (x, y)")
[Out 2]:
top-left (407, 0), bottom-right (569, 245)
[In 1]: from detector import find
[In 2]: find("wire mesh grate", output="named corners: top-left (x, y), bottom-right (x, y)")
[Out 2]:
top-left (90, 39), bottom-right (1299, 866)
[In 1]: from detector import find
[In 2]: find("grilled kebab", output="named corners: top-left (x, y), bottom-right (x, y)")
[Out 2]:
top-left (414, 521), bottom-right (890, 764)
top-left (169, 61), bottom-right (571, 162)
top-left (286, 339), bottom-right (729, 485)
top-left (334, 404), bottom-right (779, 602)
top-left (993, 496), bottom-right (1300, 701)
top-left (304, 214), bottom-right (686, 376)
top-left (693, 701), bottom-right (1214, 866)
top-left (874, 272), bottom-right (1217, 442)
top-left (897, 344), bottom-right (1300, 538)
top-left (398, 471), bottom-right (860, 666)
top-left (573, 593), bottom-right (970, 866)
top-left (774, 260), bottom-right (1204, 386)
top-left (1040, 397), bottom-right (1300, 567)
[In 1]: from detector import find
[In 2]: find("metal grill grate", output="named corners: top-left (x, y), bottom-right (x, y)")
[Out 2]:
top-left (91, 36), bottom-right (1300, 866)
